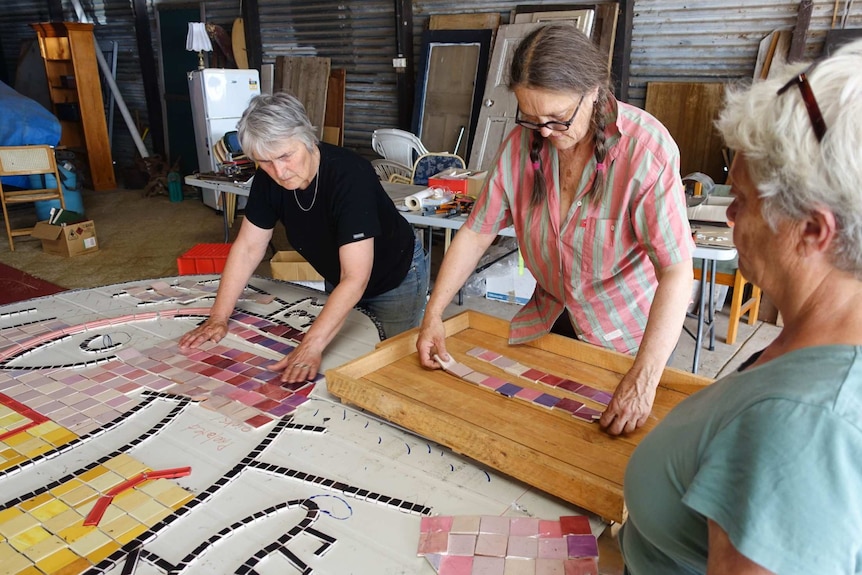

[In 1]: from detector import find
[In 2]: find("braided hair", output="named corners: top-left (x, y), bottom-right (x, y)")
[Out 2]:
top-left (509, 25), bottom-right (613, 207)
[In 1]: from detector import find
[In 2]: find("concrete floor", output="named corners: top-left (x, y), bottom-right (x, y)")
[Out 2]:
top-left (2, 186), bottom-right (781, 574)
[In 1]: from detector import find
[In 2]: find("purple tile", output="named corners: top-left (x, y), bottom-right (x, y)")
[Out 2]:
top-left (534, 393), bottom-right (561, 409)
top-left (495, 383), bottom-right (522, 397)
top-left (591, 391), bottom-right (614, 406)
top-left (566, 534), bottom-right (598, 558)
top-left (555, 398), bottom-right (585, 414)
top-left (572, 406), bottom-right (602, 422)
top-left (557, 380), bottom-right (584, 393)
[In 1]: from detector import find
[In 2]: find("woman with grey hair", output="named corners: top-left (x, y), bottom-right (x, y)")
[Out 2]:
top-left (621, 38), bottom-right (862, 574)
top-left (180, 92), bottom-right (428, 383)
top-left (417, 25), bottom-right (694, 436)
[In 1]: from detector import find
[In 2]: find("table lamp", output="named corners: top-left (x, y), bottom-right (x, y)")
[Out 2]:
top-left (186, 22), bottom-right (212, 70)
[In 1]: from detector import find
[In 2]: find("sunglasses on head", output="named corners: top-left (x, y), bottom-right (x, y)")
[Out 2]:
top-left (776, 60), bottom-right (827, 142)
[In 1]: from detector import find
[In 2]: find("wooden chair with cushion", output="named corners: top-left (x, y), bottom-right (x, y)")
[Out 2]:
top-left (0, 145), bottom-right (66, 251)
top-left (410, 152), bottom-right (466, 186)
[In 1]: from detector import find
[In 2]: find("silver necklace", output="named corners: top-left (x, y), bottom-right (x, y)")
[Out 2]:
top-left (293, 169), bottom-right (319, 212)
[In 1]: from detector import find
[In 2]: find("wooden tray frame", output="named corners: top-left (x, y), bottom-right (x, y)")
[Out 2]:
top-left (326, 311), bottom-right (712, 522)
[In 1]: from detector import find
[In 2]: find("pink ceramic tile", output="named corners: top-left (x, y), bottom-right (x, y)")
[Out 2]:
top-left (450, 515), bottom-right (481, 534)
top-left (463, 371), bottom-right (488, 385)
top-left (507, 535), bottom-right (538, 559)
top-left (503, 558), bottom-right (535, 575)
top-left (438, 554), bottom-right (473, 575)
top-left (480, 516), bottom-right (511, 535)
top-left (475, 533), bottom-right (508, 557)
top-left (514, 387), bottom-right (542, 402)
top-left (520, 368), bottom-right (546, 381)
top-left (479, 376), bottom-right (507, 391)
top-left (447, 533), bottom-right (476, 556)
top-left (538, 538), bottom-right (567, 560)
top-left (536, 558), bottom-right (565, 575)
top-left (539, 521), bottom-right (563, 538)
top-left (509, 517), bottom-right (540, 537)
top-left (563, 557), bottom-right (598, 575)
top-left (472, 556), bottom-right (506, 575)
top-left (417, 531), bottom-right (449, 555)
top-left (421, 515), bottom-right (454, 533)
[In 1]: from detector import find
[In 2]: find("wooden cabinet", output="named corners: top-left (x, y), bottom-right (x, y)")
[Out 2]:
top-left (31, 22), bottom-right (116, 191)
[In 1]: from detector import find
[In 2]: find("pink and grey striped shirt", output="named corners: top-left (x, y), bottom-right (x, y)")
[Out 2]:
top-left (466, 99), bottom-right (694, 354)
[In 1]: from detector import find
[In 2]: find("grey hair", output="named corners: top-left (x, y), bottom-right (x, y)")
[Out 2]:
top-left (237, 92), bottom-right (319, 162)
top-left (716, 38), bottom-right (862, 276)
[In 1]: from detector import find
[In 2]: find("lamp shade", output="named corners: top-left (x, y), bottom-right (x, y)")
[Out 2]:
top-left (186, 22), bottom-right (212, 53)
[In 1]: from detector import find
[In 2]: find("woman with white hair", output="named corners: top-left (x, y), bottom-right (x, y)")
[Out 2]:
top-left (621, 39), bottom-right (862, 574)
top-left (179, 93), bottom-right (428, 383)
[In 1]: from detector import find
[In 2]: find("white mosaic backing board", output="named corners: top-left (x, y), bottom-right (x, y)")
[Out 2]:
top-left (0, 276), bottom-right (594, 574)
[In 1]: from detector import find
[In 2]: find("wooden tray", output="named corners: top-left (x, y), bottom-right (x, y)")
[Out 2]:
top-left (326, 311), bottom-right (712, 522)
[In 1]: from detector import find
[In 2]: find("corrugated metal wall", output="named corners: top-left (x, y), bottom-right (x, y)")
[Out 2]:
top-left (2, 1), bottom-right (861, 177)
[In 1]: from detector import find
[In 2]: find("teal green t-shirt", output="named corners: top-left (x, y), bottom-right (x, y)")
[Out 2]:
top-left (621, 346), bottom-right (862, 574)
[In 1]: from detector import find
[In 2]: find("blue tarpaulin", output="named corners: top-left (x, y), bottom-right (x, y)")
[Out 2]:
top-left (0, 80), bottom-right (61, 188)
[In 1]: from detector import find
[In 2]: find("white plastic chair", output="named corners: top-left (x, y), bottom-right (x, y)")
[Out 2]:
top-left (371, 128), bottom-right (430, 168)
top-left (370, 159), bottom-right (412, 184)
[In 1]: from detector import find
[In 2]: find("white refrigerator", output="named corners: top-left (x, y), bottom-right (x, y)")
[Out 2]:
top-left (188, 68), bottom-right (260, 210)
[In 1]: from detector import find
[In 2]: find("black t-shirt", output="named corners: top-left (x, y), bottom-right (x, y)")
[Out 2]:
top-left (244, 142), bottom-right (415, 297)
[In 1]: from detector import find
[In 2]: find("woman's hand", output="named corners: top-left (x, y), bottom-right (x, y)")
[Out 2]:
top-left (269, 341), bottom-right (324, 384)
top-left (178, 318), bottom-right (229, 350)
top-left (417, 316), bottom-right (449, 369)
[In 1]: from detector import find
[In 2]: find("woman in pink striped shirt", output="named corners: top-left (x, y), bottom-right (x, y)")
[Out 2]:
top-left (417, 25), bottom-right (694, 436)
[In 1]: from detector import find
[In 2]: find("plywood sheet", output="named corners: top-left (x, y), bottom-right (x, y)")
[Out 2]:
top-left (324, 68), bottom-right (346, 146)
top-left (274, 56), bottom-right (331, 141)
top-left (645, 82), bottom-right (726, 183)
top-left (326, 311), bottom-right (712, 523)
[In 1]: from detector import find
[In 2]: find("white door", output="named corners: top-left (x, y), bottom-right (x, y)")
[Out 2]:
top-left (468, 22), bottom-right (573, 171)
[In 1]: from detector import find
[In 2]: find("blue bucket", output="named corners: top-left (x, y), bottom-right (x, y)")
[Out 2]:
top-left (33, 161), bottom-right (84, 220)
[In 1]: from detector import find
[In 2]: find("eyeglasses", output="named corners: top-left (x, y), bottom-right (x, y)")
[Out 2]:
top-left (515, 95), bottom-right (585, 132)
top-left (776, 60), bottom-right (827, 142)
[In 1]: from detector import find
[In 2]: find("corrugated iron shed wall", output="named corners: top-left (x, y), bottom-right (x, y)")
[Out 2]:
top-left (1, 1), bottom-right (861, 176)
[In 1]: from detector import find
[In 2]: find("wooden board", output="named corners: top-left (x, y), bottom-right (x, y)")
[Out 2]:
top-left (324, 68), bottom-right (346, 146)
top-left (645, 82), bottom-right (726, 184)
top-left (326, 311), bottom-right (713, 523)
top-left (430, 13), bottom-right (501, 30)
top-left (274, 56), bottom-right (331, 141)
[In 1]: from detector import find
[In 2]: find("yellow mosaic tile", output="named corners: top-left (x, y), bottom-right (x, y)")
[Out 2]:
top-left (35, 547), bottom-right (78, 573)
top-left (86, 470), bottom-right (124, 494)
top-left (102, 454), bottom-right (147, 478)
top-left (20, 534), bottom-right (66, 562)
top-left (24, 443), bottom-right (52, 459)
top-left (53, 556), bottom-right (92, 575)
top-left (48, 480), bottom-right (82, 499)
top-left (59, 485), bottom-right (98, 508)
top-left (67, 529), bottom-right (111, 557)
top-left (8, 525), bottom-right (51, 552)
top-left (40, 429), bottom-right (76, 447)
top-left (31, 420), bottom-right (61, 435)
top-left (2, 433), bottom-right (29, 447)
top-left (77, 466), bottom-right (108, 484)
top-left (128, 499), bottom-right (170, 524)
top-left (30, 500), bottom-right (70, 523)
top-left (41, 509), bottom-right (82, 535)
top-left (147, 506), bottom-right (174, 526)
top-left (0, 507), bottom-right (23, 525)
top-left (112, 490), bottom-right (150, 513)
top-left (155, 485), bottom-right (195, 508)
top-left (0, 513), bottom-right (38, 538)
top-left (56, 522), bottom-right (96, 545)
top-left (0, 454), bottom-right (27, 472)
top-left (17, 493), bottom-right (52, 513)
top-left (116, 522), bottom-right (148, 545)
top-left (100, 514), bottom-right (141, 543)
top-left (15, 567), bottom-right (44, 575)
top-left (11, 437), bottom-right (44, 456)
top-left (0, 546), bottom-right (31, 575)
top-left (137, 478), bottom-right (174, 498)
top-left (87, 541), bottom-right (117, 565)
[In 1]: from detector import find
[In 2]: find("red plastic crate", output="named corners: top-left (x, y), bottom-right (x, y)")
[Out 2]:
top-left (177, 243), bottom-right (232, 275)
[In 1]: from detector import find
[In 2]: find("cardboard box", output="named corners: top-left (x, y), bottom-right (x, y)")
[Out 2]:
top-left (31, 220), bottom-right (99, 257)
top-left (270, 251), bottom-right (324, 282)
top-left (428, 168), bottom-right (488, 197)
top-left (484, 252), bottom-right (536, 305)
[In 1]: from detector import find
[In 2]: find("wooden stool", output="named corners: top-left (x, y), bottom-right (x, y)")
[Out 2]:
top-left (726, 269), bottom-right (761, 345)
top-left (692, 267), bottom-right (762, 345)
